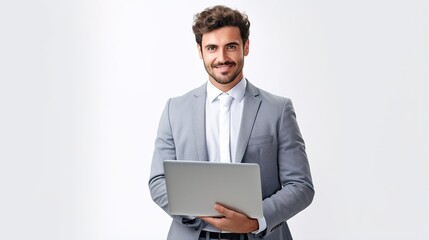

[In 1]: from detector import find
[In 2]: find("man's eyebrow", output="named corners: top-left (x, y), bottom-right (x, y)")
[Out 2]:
top-left (204, 42), bottom-right (240, 49)
top-left (204, 44), bottom-right (218, 49)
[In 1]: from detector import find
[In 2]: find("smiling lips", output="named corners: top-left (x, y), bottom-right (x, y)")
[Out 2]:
top-left (213, 62), bottom-right (236, 72)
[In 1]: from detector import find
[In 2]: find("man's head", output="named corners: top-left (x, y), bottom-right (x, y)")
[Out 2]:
top-left (192, 5), bottom-right (250, 46)
top-left (192, 6), bottom-right (250, 91)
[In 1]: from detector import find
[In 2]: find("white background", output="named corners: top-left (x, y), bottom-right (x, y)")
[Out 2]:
top-left (0, 0), bottom-right (428, 239)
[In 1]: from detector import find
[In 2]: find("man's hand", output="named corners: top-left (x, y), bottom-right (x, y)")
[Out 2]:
top-left (198, 204), bottom-right (259, 233)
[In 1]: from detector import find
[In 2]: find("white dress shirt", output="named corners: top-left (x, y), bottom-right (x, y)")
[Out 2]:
top-left (206, 78), bottom-right (246, 163)
top-left (204, 78), bottom-right (267, 234)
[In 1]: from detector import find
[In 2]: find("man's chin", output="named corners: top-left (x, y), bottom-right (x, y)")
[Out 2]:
top-left (215, 78), bottom-right (235, 85)
top-left (213, 74), bottom-right (237, 84)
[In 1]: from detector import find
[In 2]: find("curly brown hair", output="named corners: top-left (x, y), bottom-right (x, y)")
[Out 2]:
top-left (192, 5), bottom-right (250, 46)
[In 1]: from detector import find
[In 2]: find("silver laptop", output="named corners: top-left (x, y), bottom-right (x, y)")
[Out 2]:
top-left (163, 160), bottom-right (263, 218)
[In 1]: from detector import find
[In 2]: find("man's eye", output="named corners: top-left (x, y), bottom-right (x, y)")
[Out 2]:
top-left (207, 46), bottom-right (216, 51)
top-left (226, 45), bottom-right (237, 50)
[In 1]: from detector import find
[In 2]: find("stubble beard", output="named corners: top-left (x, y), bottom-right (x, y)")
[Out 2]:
top-left (204, 61), bottom-right (244, 85)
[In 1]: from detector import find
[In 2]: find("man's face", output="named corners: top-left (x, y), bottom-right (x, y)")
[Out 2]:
top-left (198, 26), bottom-right (249, 90)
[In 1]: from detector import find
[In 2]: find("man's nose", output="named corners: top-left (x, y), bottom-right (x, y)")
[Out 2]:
top-left (217, 48), bottom-right (227, 62)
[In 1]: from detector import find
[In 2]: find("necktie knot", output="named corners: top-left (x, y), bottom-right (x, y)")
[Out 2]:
top-left (218, 94), bottom-right (233, 108)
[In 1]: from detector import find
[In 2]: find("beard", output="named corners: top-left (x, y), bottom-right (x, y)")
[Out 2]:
top-left (204, 60), bottom-right (243, 85)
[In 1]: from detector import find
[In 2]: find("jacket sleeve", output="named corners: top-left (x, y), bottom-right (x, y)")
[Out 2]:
top-left (148, 99), bottom-right (204, 229)
top-left (262, 99), bottom-right (315, 236)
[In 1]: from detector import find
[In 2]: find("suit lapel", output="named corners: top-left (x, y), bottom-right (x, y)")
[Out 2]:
top-left (192, 84), bottom-right (208, 161)
top-left (235, 81), bottom-right (261, 163)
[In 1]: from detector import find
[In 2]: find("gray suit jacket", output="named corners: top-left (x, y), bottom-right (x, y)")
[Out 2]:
top-left (149, 80), bottom-right (314, 240)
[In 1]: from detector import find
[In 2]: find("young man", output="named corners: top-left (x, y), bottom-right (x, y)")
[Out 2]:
top-left (149, 5), bottom-right (314, 240)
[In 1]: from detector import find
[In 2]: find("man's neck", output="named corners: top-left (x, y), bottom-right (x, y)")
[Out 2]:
top-left (208, 76), bottom-right (243, 92)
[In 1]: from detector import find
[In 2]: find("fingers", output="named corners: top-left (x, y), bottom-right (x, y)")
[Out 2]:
top-left (198, 205), bottom-right (257, 233)
top-left (214, 203), bottom-right (237, 218)
top-left (198, 216), bottom-right (224, 229)
top-left (214, 204), bottom-right (227, 216)
top-left (197, 204), bottom-right (234, 231)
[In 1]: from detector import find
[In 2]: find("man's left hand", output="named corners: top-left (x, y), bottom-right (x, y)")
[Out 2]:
top-left (198, 204), bottom-right (259, 233)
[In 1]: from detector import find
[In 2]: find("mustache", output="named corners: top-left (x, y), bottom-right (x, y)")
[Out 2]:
top-left (212, 61), bottom-right (236, 68)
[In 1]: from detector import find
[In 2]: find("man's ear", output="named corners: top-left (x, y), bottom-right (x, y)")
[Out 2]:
top-left (244, 39), bottom-right (250, 56)
top-left (197, 44), bottom-right (203, 59)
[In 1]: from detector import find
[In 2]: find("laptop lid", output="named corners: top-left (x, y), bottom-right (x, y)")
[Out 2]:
top-left (163, 160), bottom-right (263, 218)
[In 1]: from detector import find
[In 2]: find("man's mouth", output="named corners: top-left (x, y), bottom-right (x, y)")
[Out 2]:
top-left (213, 62), bottom-right (235, 71)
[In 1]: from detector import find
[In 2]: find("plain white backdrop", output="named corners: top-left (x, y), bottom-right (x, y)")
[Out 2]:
top-left (0, 0), bottom-right (428, 239)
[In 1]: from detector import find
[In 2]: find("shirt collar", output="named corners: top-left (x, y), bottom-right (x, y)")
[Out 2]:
top-left (206, 77), bottom-right (247, 103)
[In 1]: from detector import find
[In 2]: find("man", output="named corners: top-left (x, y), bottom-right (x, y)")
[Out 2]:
top-left (149, 5), bottom-right (314, 240)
